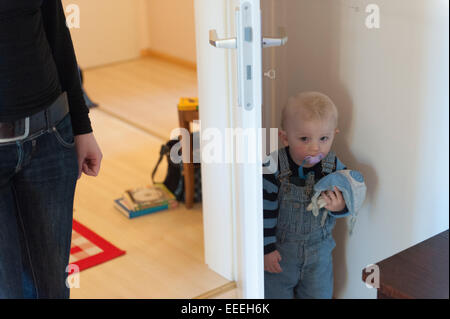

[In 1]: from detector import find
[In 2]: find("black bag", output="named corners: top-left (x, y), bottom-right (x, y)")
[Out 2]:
top-left (151, 135), bottom-right (202, 203)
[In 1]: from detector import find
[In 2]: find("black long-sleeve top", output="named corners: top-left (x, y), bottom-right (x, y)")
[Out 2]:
top-left (0, 0), bottom-right (92, 135)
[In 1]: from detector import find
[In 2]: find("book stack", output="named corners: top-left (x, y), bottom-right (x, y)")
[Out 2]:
top-left (114, 183), bottom-right (178, 219)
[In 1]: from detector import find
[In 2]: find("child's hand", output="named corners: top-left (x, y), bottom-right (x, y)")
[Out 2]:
top-left (321, 186), bottom-right (346, 212)
top-left (264, 250), bottom-right (282, 273)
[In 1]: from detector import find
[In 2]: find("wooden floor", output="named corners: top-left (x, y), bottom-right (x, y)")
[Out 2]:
top-left (71, 58), bottom-right (234, 298)
top-left (82, 57), bottom-right (198, 141)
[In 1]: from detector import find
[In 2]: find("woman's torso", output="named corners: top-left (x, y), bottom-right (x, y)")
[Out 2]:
top-left (0, 0), bottom-right (62, 121)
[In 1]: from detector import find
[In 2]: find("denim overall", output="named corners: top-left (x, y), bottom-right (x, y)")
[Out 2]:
top-left (264, 148), bottom-right (337, 299)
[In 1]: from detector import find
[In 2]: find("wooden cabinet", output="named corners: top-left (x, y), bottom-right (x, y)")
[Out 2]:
top-left (362, 230), bottom-right (449, 299)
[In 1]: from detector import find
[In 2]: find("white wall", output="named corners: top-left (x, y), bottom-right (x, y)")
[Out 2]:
top-left (62, 0), bottom-right (144, 68)
top-left (147, 0), bottom-right (197, 64)
top-left (266, 0), bottom-right (448, 298)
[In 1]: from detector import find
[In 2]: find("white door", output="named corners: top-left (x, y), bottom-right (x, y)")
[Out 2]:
top-left (194, 0), bottom-right (286, 298)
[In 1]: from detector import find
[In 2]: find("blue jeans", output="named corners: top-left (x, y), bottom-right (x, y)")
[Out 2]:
top-left (264, 228), bottom-right (336, 299)
top-left (0, 114), bottom-right (78, 298)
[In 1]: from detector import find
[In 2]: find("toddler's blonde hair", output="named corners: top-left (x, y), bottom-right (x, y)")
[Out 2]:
top-left (281, 91), bottom-right (338, 130)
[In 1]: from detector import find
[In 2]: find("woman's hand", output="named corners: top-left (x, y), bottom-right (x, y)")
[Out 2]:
top-left (321, 186), bottom-right (346, 212)
top-left (74, 133), bottom-right (103, 179)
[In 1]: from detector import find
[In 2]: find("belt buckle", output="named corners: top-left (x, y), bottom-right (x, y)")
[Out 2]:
top-left (0, 117), bottom-right (30, 143)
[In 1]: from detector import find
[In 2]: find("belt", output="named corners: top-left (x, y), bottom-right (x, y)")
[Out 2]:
top-left (0, 92), bottom-right (69, 143)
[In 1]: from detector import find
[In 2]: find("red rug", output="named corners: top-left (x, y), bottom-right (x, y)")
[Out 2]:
top-left (69, 220), bottom-right (126, 271)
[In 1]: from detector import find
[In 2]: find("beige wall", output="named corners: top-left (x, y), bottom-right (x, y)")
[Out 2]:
top-left (61, 0), bottom-right (196, 69)
top-left (147, 0), bottom-right (197, 64)
top-left (62, 0), bottom-right (143, 69)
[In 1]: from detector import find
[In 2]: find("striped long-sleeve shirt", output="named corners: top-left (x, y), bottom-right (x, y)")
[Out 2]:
top-left (263, 147), bottom-right (349, 255)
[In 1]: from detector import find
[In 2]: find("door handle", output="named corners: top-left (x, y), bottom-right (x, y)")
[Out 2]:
top-left (209, 28), bottom-right (287, 49)
top-left (262, 27), bottom-right (288, 48)
top-left (209, 30), bottom-right (237, 49)
top-left (208, 4), bottom-right (287, 111)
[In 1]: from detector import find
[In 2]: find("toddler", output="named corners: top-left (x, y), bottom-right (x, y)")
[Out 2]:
top-left (263, 91), bottom-right (350, 299)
